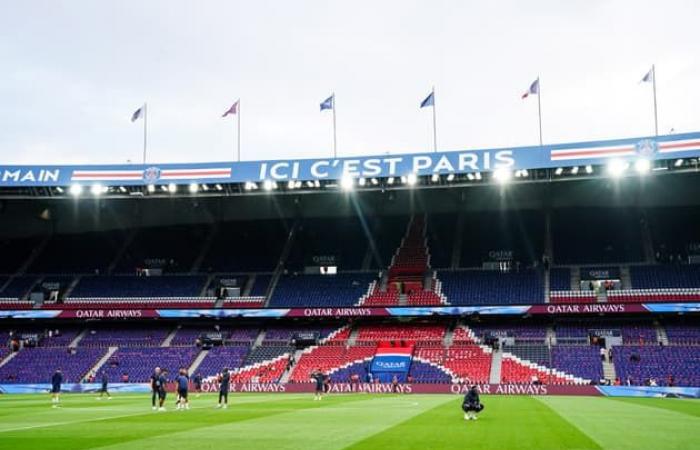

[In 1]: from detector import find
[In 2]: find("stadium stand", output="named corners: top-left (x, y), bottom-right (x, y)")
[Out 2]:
top-left (613, 346), bottom-right (700, 387)
top-left (549, 268), bottom-right (571, 291)
top-left (269, 273), bottom-right (374, 308)
top-left (0, 237), bottom-right (42, 274)
top-left (552, 208), bottom-right (644, 264)
top-left (96, 347), bottom-right (200, 382)
top-left (0, 347), bottom-right (107, 383)
top-left (201, 220), bottom-right (290, 272)
top-left (629, 265), bottom-right (700, 289)
top-left (459, 211), bottom-right (544, 268)
top-left (438, 270), bottom-right (544, 305)
top-left (68, 275), bottom-right (207, 298)
top-left (286, 217), bottom-right (368, 270)
top-left (115, 225), bottom-right (210, 273)
top-left (28, 231), bottom-right (125, 274)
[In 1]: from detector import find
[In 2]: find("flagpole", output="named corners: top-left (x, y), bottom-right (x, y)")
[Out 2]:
top-left (237, 99), bottom-right (241, 161)
top-left (332, 93), bottom-right (337, 158)
top-left (537, 78), bottom-right (543, 146)
top-left (143, 103), bottom-right (148, 164)
top-left (652, 65), bottom-right (658, 136)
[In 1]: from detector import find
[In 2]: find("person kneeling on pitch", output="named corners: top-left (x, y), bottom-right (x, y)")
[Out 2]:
top-left (462, 385), bottom-right (484, 421)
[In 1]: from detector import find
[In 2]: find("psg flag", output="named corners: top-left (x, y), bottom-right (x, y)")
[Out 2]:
top-left (222, 100), bottom-right (239, 118)
top-left (131, 105), bottom-right (145, 122)
top-left (320, 94), bottom-right (334, 111)
top-left (521, 79), bottom-right (540, 99)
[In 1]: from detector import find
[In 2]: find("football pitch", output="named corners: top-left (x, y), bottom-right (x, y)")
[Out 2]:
top-left (1, 393), bottom-right (699, 449)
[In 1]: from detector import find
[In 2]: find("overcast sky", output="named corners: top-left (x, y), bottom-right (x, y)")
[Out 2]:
top-left (0, 0), bottom-right (698, 165)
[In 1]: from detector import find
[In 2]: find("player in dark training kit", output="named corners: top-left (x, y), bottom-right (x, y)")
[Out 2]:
top-left (193, 372), bottom-right (203, 397)
top-left (175, 368), bottom-right (190, 410)
top-left (312, 369), bottom-right (325, 401)
top-left (150, 367), bottom-right (162, 410)
top-left (157, 370), bottom-right (168, 411)
top-left (462, 385), bottom-right (485, 421)
top-left (216, 367), bottom-right (230, 409)
top-left (51, 368), bottom-right (63, 408)
top-left (97, 370), bottom-right (111, 400)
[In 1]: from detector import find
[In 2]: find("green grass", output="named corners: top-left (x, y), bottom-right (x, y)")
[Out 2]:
top-left (0, 393), bottom-right (699, 449)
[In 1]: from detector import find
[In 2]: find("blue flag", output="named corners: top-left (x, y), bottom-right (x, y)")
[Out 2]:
top-left (131, 105), bottom-right (144, 122)
top-left (420, 91), bottom-right (434, 108)
top-left (320, 95), bottom-right (334, 111)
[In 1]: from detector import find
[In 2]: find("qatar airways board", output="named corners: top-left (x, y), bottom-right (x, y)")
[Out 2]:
top-left (1, 131), bottom-right (700, 187)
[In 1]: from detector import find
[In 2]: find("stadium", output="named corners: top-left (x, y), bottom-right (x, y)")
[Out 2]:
top-left (3, 2), bottom-right (700, 449)
top-left (2, 130), bottom-right (700, 448)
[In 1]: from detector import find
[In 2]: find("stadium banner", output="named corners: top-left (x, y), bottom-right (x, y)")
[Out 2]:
top-left (56, 309), bottom-right (160, 319)
top-left (194, 382), bottom-right (602, 396)
top-left (0, 383), bottom-right (151, 394)
top-left (2, 382), bottom-right (696, 397)
top-left (6, 303), bottom-right (700, 320)
top-left (595, 385), bottom-right (700, 399)
top-left (1, 131), bottom-right (699, 187)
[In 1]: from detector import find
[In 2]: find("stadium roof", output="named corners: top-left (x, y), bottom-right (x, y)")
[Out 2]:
top-left (1, 131), bottom-right (699, 198)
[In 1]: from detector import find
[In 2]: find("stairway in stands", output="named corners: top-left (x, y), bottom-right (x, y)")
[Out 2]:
top-left (359, 216), bottom-right (445, 307)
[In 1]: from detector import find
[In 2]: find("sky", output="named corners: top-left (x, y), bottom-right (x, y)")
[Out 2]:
top-left (0, 0), bottom-right (698, 165)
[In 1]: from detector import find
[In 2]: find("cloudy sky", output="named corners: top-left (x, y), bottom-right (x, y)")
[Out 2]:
top-left (0, 0), bottom-right (698, 165)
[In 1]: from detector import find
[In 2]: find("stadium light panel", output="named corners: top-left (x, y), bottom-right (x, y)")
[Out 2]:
top-left (168, 183), bottom-right (177, 193)
top-left (358, 178), bottom-right (366, 187)
top-left (188, 183), bottom-right (199, 193)
top-left (69, 184), bottom-right (82, 196)
top-left (493, 168), bottom-right (512, 184)
top-left (201, 184), bottom-right (209, 191)
top-left (634, 159), bottom-right (651, 174)
top-left (406, 173), bottom-right (418, 186)
top-left (674, 159), bottom-right (684, 167)
top-left (607, 159), bottom-right (628, 178)
top-left (431, 174), bottom-right (439, 182)
top-left (554, 167), bottom-right (563, 176)
top-left (585, 165), bottom-right (593, 174)
top-left (295, 181), bottom-right (302, 189)
top-left (215, 184), bottom-right (223, 191)
top-left (118, 186), bottom-right (127, 193)
top-left (387, 177), bottom-right (395, 185)
top-left (314, 180), bottom-right (321, 188)
top-left (287, 180), bottom-right (296, 189)
top-left (306, 181), bottom-right (315, 188)
top-left (147, 184), bottom-right (156, 193)
top-left (467, 173), bottom-right (474, 181)
top-left (571, 166), bottom-right (579, 175)
top-left (370, 178), bottom-right (379, 185)
top-left (446, 174), bottom-right (455, 182)
top-left (90, 184), bottom-right (104, 196)
top-left (55, 186), bottom-right (64, 194)
top-left (160, 185), bottom-right (169, 192)
top-left (474, 172), bottom-right (482, 180)
top-left (263, 180), bottom-right (275, 191)
top-left (340, 175), bottom-right (354, 191)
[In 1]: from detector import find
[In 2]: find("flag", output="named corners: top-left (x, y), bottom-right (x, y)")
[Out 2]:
top-left (131, 105), bottom-right (144, 122)
top-left (222, 100), bottom-right (239, 118)
top-left (641, 67), bottom-right (654, 83)
top-left (420, 91), bottom-right (434, 108)
top-left (320, 95), bottom-right (334, 111)
top-left (521, 79), bottom-right (539, 99)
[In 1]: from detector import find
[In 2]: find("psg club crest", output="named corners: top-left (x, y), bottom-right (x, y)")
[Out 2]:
top-left (635, 139), bottom-right (658, 158)
top-left (143, 167), bottom-right (161, 182)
